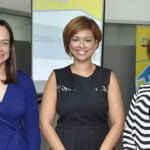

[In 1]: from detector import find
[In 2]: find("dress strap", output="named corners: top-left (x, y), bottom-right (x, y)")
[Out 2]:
top-left (103, 68), bottom-right (111, 86)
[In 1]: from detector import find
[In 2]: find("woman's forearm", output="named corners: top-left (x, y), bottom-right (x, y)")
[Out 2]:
top-left (100, 122), bottom-right (124, 150)
top-left (40, 124), bottom-right (65, 150)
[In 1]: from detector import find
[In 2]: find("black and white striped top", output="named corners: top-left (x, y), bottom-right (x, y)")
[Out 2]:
top-left (123, 83), bottom-right (150, 150)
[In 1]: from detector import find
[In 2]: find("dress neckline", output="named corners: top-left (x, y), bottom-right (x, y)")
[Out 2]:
top-left (0, 83), bottom-right (9, 104)
top-left (68, 64), bottom-right (98, 79)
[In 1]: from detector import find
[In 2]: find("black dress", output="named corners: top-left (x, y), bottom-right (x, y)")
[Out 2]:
top-left (54, 65), bottom-right (111, 150)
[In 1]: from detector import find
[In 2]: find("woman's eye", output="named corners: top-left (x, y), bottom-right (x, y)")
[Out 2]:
top-left (72, 38), bottom-right (78, 42)
top-left (86, 39), bottom-right (92, 42)
top-left (3, 41), bottom-right (9, 46)
top-left (0, 40), bottom-right (9, 47)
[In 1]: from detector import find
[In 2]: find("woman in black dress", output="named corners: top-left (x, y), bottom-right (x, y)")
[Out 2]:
top-left (40, 16), bottom-right (124, 150)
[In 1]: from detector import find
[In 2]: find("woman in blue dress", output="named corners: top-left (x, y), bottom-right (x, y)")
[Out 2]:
top-left (40, 16), bottom-right (124, 150)
top-left (0, 19), bottom-right (40, 150)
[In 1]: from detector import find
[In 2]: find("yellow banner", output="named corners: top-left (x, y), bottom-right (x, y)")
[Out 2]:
top-left (33, 0), bottom-right (104, 19)
top-left (136, 26), bottom-right (150, 87)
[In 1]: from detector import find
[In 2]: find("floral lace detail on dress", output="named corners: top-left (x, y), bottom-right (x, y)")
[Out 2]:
top-left (92, 85), bottom-right (108, 93)
top-left (57, 85), bottom-right (76, 92)
top-left (57, 85), bottom-right (108, 93)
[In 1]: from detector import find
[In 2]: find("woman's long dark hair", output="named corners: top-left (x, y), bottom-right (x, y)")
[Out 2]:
top-left (0, 19), bottom-right (17, 83)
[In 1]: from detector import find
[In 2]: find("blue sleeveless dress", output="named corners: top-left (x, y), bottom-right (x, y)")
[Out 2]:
top-left (54, 65), bottom-right (111, 150)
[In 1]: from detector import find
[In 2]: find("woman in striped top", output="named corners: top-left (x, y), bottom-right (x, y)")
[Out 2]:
top-left (123, 83), bottom-right (150, 149)
top-left (123, 41), bottom-right (150, 149)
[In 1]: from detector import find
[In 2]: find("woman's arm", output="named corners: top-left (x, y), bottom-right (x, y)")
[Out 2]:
top-left (100, 72), bottom-right (125, 150)
top-left (40, 71), bottom-right (65, 150)
top-left (18, 71), bottom-right (41, 150)
top-left (123, 90), bottom-right (138, 149)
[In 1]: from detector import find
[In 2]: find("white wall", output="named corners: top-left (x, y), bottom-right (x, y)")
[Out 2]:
top-left (0, 0), bottom-right (150, 24)
top-left (105, 0), bottom-right (150, 24)
top-left (0, 14), bottom-right (31, 41)
top-left (104, 24), bottom-right (136, 46)
top-left (0, 0), bottom-right (31, 16)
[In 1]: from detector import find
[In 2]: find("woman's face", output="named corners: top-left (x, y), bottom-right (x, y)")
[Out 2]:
top-left (0, 26), bottom-right (10, 67)
top-left (69, 29), bottom-right (98, 62)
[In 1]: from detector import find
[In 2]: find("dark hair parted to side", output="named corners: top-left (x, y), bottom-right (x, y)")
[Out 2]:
top-left (147, 39), bottom-right (150, 58)
top-left (0, 19), bottom-right (17, 83)
top-left (63, 16), bottom-right (102, 55)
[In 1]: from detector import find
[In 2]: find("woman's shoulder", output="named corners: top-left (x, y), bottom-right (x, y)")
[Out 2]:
top-left (17, 70), bottom-right (31, 80)
top-left (17, 70), bottom-right (34, 89)
top-left (137, 82), bottom-right (150, 95)
top-left (140, 82), bottom-right (150, 86)
top-left (96, 65), bottom-right (112, 78)
top-left (54, 65), bottom-right (69, 72)
top-left (138, 82), bottom-right (150, 89)
top-left (95, 65), bottom-right (112, 85)
top-left (54, 65), bottom-right (70, 71)
top-left (96, 65), bottom-right (112, 72)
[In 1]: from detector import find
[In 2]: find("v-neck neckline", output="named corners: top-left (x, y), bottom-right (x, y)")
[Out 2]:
top-left (0, 83), bottom-right (9, 104)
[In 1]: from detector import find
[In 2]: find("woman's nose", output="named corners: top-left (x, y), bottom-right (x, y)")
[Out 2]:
top-left (79, 40), bottom-right (84, 48)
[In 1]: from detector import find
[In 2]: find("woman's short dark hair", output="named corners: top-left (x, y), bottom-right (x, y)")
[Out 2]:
top-left (63, 16), bottom-right (102, 55)
top-left (0, 19), bottom-right (17, 83)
